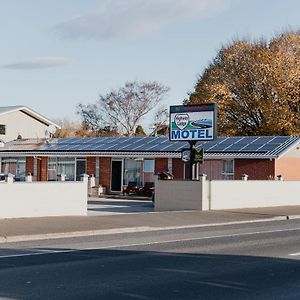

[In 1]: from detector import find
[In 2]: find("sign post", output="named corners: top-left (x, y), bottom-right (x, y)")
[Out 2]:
top-left (170, 103), bottom-right (217, 180)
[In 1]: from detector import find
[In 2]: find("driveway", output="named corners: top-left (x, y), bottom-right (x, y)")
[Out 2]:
top-left (88, 197), bottom-right (154, 216)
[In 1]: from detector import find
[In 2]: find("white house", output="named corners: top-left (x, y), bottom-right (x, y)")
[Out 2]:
top-left (0, 106), bottom-right (60, 143)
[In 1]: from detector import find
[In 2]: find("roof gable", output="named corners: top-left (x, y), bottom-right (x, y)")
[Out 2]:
top-left (0, 106), bottom-right (60, 129)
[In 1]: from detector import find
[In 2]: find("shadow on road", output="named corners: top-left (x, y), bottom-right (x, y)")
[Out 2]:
top-left (0, 248), bottom-right (299, 299)
top-left (88, 198), bottom-right (154, 215)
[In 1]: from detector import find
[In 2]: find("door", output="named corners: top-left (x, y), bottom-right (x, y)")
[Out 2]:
top-left (111, 160), bottom-right (123, 192)
top-left (76, 158), bottom-right (86, 181)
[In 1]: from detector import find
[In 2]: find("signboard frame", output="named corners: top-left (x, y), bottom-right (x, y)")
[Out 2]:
top-left (169, 103), bottom-right (217, 142)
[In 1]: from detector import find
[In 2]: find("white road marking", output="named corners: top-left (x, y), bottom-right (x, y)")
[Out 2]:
top-left (289, 252), bottom-right (300, 256)
top-left (0, 227), bottom-right (300, 259)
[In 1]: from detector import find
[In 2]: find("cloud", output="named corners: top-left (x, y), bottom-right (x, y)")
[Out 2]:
top-left (54, 0), bottom-right (233, 40)
top-left (2, 57), bottom-right (73, 70)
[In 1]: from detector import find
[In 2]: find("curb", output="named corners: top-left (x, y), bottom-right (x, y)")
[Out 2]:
top-left (1, 214), bottom-right (299, 244)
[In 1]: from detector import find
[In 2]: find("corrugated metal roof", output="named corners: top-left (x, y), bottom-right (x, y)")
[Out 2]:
top-left (0, 136), bottom-right (299, 159)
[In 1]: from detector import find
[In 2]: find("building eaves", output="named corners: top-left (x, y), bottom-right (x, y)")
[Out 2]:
top-left (0, 105), bottom-right (61, 129)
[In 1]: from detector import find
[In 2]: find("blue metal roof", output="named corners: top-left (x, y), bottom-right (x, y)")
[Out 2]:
top-left (1, 136), bottom-right (299, 159)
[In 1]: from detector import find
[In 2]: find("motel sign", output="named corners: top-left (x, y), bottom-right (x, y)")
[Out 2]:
top-left (169, 104), bottom-right (217, 142)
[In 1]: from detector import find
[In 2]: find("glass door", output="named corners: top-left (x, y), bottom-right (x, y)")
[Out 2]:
top-left (76, 158), bottom-right (86, 181)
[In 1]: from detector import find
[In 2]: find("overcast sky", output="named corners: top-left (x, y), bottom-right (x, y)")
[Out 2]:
top-left (0, 0), bottom-right (299, 130)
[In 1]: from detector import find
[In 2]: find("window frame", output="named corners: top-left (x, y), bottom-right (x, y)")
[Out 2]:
top-left (221, 159), bottom-right (234, 180)
top-left (0, 124), bottom-right (6, 135)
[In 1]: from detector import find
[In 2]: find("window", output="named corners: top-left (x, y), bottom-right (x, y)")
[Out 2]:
top-left (222, 160), bottom-right (234, 180)
top-left (123, 158), bottom-right (142, 187)
top-left (144, 159), bottom-right (155, 173)
top-left (47, 157), bottom-right (76, 181)
top-left (143, 159), bottom-right (155, 184)
top-left (1, 157), bottom-right (26, 181)
top-left (0, 125), bottom-right (5, 135)
top-left (47, 157), bottom-right (57, 181)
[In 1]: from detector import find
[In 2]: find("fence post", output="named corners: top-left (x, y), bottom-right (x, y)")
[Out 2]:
top-left (241, 174), bottom-right (248, 181)
top-left (5, 173), bottom-right (14, 184)
top-left (89, 174), bottom-right (96, 188)
top-left (26, 173), bottom-right (33, 182)
top-left (200, 174), bottom-right (209, 210)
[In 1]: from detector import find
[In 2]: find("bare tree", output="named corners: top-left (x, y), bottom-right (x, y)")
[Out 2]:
top-left (150, 107), bottom-right (169, 136)
top-left (77, 81), bottom-right (169, 136)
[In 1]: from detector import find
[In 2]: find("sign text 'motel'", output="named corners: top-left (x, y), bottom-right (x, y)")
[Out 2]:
top-left (169, 104), bottom-right (216, 142)
top-left (171, 129), bottom-right (212, 140)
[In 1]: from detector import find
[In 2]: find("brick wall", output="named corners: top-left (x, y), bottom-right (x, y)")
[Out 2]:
top-left (155, 158), bottom-right (168, 174)
top-left (199, 160), bottom-right (223, 180)
top-left (40, 157), bottom-right (48, 181)
top-left (25, 157), bottom-right (34, 176)
top-left (87, 157), bottom-right (96, 176)
top-left (172, 158), bottom-right (184, 179)
top-left (234, 159), bottom-right (275, 180)
top-left (99, 157), bottom-right (111, 193)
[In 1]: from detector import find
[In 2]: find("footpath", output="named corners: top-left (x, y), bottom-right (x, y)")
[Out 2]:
top-left (1, 205), bottom-right (300, 243)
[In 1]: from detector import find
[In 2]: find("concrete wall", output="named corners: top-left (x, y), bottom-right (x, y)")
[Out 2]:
top-left (275, 157), bottom-right (300, 180)
top-left (0, 181), bottom-right (87, 219)
top-left (209, 180), bottom-right (300, 210)
top-left (155, 179), bottom-right (207, 211)
top-left (155, 177), bottom-right (300, 211)
top-left (0, 110), bottom-right (48, 142)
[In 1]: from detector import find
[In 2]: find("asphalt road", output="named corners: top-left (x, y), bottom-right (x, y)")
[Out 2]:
top-left (0, 219), bottom-right (300, 299)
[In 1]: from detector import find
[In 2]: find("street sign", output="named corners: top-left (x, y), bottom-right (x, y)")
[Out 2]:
top-left (181, 146), bottom-right (203, 165)
top-left (194, 146), bottom-right (203, 164)
top-left (181, 148), bottom-right (191, 162)
top-left (169, 104), bottom-right (217, 142)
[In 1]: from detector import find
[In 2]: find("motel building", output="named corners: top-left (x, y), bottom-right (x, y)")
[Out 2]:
top-left (1, 105), bottom-right (300, 193)
top-left (1, 135), bottom-right (300, 194)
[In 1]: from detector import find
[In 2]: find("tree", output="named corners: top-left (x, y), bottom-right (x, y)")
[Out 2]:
top-left (77, 81), bottom-right (169, 136)
top-left (134, 125), bottom-right (146, 136)
top-left (54, 117), bottom-right (80, 137)
top-left (53, 117), bottom-right (118, 138)
top-left (150, 107), bottom-right (169, 136)
top-left (186, 31), bottom-right (300, 136)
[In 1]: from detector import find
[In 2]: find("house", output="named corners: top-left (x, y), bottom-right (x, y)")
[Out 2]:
top-left (0, 105), bottom-right (60, 143)
top-left (0, 135), bottom-right (300, 188)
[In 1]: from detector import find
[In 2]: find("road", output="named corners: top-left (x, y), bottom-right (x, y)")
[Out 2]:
top-left (0, 219), bottom-right (300, 299)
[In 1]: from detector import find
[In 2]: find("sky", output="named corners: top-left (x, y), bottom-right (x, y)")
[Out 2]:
top-left (0, 0), bottom-right (299, 131)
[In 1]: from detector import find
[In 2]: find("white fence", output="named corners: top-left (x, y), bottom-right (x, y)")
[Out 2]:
top-left (154, 179), bottom-right (207, 211)
top-left (209, 180), bottom-right (300, 210)
top-left (155, 177), bottom-right (300, 211)
top-left (0, 181), bottom-right (87, 219)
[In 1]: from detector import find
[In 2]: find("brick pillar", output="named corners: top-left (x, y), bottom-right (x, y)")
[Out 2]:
top-left (87, 157), bottom-right (96, 176)
top-left (25, 157), bottom-right (34, 176)
top-left (172, 158), bottom-right (184, 179)
top-left (99, 157), bottom-right (111, 193)
top-left (40, 157), bottom-right (48, 181)
top-left (155, 158), bottom-right (168, 174)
